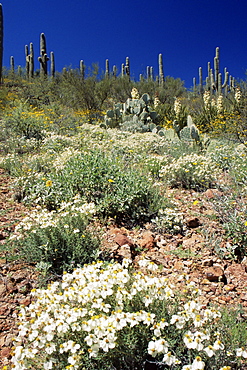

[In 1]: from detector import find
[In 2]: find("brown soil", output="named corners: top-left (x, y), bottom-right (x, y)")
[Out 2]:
top-left (0, 169), bottom-right (246, 368)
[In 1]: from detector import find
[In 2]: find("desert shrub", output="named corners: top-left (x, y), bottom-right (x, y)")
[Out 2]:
top-left (3, 100), bottom-right (46, 140)
top-left (8, 196), bottom-right (100, 274)
top-left (159, 153), bottom-right (221, 190)
top-left (11, 259), bottom-right (247, 370)
top-left (210, 192), bottom-right (247, 259)
top-left (15, 150), bottom-right (164, 224)
top-left (151, 207), bottom-right (185, 234)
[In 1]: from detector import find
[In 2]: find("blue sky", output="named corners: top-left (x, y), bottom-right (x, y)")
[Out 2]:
top-left (1, 0), bottom-right (247, 88)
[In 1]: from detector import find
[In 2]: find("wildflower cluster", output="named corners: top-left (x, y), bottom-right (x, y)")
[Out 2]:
top-left (10, 195), bottom-right (96, 240)
top-left (216, 95), bottom-right (224, 114)
top-left (8, 196), bottom-right (99, 274)
top-left (152, 207), bottom-right (185, 234)
top-left (234, 87), bottom-right (241, 104)
top-left (203, 91), bottom-right (211, 110)
top-left (11, 259), bottom-right (247, 370)
top-left (154, 96), bottom-right (161, 108)
top-left (159, 153), bottom-right (221, 189)
top-left (174, 98), bottom-right (182, 117)
top-left (131, 87), bottom-right (140, 100)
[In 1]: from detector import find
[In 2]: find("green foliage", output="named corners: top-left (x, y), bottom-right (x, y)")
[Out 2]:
top-left (3, 100), bottom-right (46, 140)
top-left (210, 192), bottom-right (247, 259)
top-left (159, 153), bottom-right (221, 190)
top-left (18, 150), bottom-right (163, 224)
top-left (11, 260), bottom-right (247, 370)
top-left (7, 198), bottom-right (100, 274)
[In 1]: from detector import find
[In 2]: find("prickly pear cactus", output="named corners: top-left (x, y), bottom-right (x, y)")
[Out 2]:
top-left (103, 90), bottom-right (161, 133)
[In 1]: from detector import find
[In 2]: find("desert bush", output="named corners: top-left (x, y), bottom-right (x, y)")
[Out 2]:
top-left (210, 192), bottom-right (247, 259)
top-left (159, 153), bottom-right (221, 190)
top-left (14, 150), bottom-right (163, 224)
top-left (3, 100), bottom-right (46, 140)
top-left (11, 259), bottom-right (247, 370)
top-left (8, 196), bottom-right (100, 274)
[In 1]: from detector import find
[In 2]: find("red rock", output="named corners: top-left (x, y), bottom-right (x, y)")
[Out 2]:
top-left (0, 347), bottom-right (11, 359)
top-left (186, 217), bottom-right (201, 228)
top-left (204, 189), bottom-right (222, 199)
top-left (19, 297), bottom-right (31, 306)
top-left (115, 234), bottom-right (134, 247)
top-left (204, 266), bottom-right (225, 282)
top-left (117, 245), bottom-right (132, 260)
top-left (224, 264), bottom-right (247, 286)
top-left (138, 231), bottom-right (155, 250)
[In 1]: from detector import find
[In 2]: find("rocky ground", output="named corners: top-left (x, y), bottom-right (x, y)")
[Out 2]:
top-left (0, 169), bottom-right (247, 368)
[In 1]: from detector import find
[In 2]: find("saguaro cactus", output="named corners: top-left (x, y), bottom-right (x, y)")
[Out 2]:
top-left (25, 43), bottom-right (34, 79)
top-left (105, 59), bottom-right (109, 78)
top-left (0, 4), bottom-right (3, 84)
top-left (50, 51), bottom-right (55, 77)
top-left (38, 33), bottom-right (49, 76)
top-left (146, 66), bottom-right (150, 79)
top-left (29, 43), bottom-right (34, 78)
top-left (158, 53), bottom-right (164, 87)
top-left (80, 60), bottom-right (85, 79)
top-left (25, 45), bottom-right (29, 77)
top-left (112, 65), bottom-right (117, 78)
top-left (193, 47), bottom-right (231, 95)
top-left (121, 63), bottom-right (125, 77)
top-left (10, 56), bottom-right (14, 73)
top-left (125, 57), bottom-right (130, 80)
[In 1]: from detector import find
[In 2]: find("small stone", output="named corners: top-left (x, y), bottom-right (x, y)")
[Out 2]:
top-left (19, 296), bottom-right (31, 306)
top-left (114, 234), bottom-right (134, 247)
top-left (201, 258), bottom-right (214, 267)
top-left (201, 278), bottom-right (211, 285)
top-left (138, 231), bottom-right (155, 250)
top-left (240, 292), bottom-right (247, 301)
top-left (173, 260), bottom-right (184, 270)
top-left (223, 284), bottom-right (236, 292)
top-left (186, 217), bottom-right (201, 228)
top-left (204, 266), bottom-right (225, 282)
top-left (204, 189), bottom-right (222, 199)
top-left (117, 244), bottom-right (132, 260)
top-left (0, 347), bottom-right (12, 359)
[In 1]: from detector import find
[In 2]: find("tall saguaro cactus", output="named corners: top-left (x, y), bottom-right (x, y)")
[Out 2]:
top-left (25, 43), bottom-right (34, 79)
top-left (25, 45), bottom-right (29, 78)
top-left (194, 47), bottom-right (232, 95)
top-left (50, 51), bottom-right (55, 78)
top-left (158, 53), bottom-right (164, 87)
top-left (10, 56), bottom-right (14, 73)
top-left (0, 4), bottom-right (3, 84)
top-left (125, 57), bottom-right (130, 80)
top-left (80, 60), bottom-right (85, 80)
top-left (29, 43), bottom-right (34, 78)
top-left (105, 59), bottom-right (109, 78)
top-left (38, 33), bottom-right (49, 77)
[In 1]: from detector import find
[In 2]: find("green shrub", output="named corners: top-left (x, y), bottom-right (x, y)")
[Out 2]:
top-left (8, 196), bottom-right (100, 274)
top-left (20, 150), bottom-right (163, 224)
top-left (159, 153), bottom-right (221, 190)
top-left (11, 259), bottom-right (247, 370)
top-left (3, 101), bottom-right (46, 140)
top-left (210, 193), bottom-right (247, 259)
